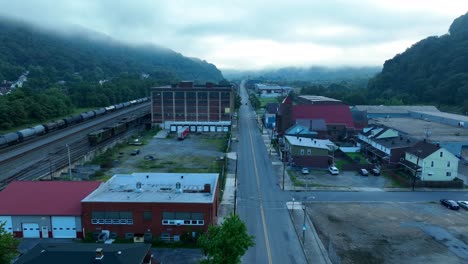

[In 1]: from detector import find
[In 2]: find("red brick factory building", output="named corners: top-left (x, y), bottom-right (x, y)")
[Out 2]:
top-left (81, 173), bottom-right (220, 241)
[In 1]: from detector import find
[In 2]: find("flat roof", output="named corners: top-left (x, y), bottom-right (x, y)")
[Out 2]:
top-left (285, 136), bottom-right (335, 150)
top-left (412, 111), bottom-right (468, 122)
top-left (371, 118), bottom-right (468, 142)
top-left (354, 105), bottom-right (440, 114)
top-left (298, 95), bottom-right (341, 103)
top-left (82, 173), bottom-right (218, 203)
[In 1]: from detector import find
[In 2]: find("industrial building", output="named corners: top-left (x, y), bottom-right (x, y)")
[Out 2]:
top-left (150, 81), bottom-right (234, 129)
top-left (81, 173), bottom-right (219, 242)
top-left (0, 181), bottom-right (101, 238)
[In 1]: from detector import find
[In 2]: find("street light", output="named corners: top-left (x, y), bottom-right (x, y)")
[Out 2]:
top-left (66, 144), bottom-right (72, 180)
top-left (234, 152), bottom-right (238, 215)
top-left (302, 203), bottom-right (307, 244)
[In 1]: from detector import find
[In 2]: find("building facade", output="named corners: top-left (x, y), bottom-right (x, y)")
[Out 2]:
top-left (151, 81), bottom-right (234, 129)
top-left (81, 173), bottom-right (219, 242)
top-left (284, 136), bottom-right (336, 168)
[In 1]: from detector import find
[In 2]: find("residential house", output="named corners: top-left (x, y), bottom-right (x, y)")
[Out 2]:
top-left (263, 103), bottom-right (278, 129)
top-left (400, 141), bottom-right (459, 181)
top-left (284, 136), bottom-right (336, 168)
top-left (254, 83), bottom-right (292, 98)
top-left (358, 127), bottom-right (416, 165)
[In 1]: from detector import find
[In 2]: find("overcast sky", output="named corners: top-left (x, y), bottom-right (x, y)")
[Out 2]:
top-left (1, 0), bottom-right (467, 70)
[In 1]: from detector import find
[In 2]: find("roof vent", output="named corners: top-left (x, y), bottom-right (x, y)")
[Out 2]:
top-left (175, 182), bottom-right (182, 194)
top-left (136, 182), bottom-right (142, 193)
top-left (204, 184), bottom-right (211, 193)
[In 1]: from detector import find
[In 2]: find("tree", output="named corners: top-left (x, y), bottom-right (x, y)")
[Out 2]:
top-left (0, 221), bottom-right (19, 263)
top-left (198, 214), bottom-right (254, 264)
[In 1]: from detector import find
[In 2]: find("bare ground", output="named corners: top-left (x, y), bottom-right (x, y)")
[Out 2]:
top-left (308, 202), bottom-right (468, 264)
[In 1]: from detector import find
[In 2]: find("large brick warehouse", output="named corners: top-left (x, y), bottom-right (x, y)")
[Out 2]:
top-left (81, 173), bottom-right (220, 241)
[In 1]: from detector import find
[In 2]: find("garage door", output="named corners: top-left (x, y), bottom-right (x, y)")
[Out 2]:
top-left (51, 216), bottom-right (77, 238)
top-left (22, 223), bottom-right (40, 238)
top-left (0, 216), bottom-right (13, 234)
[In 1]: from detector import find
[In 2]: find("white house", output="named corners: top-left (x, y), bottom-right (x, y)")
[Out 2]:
top-left (402, 141), bottom-right (459, 181)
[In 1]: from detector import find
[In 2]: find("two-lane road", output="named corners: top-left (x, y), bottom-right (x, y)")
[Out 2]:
top-left (237, 81), bottom-right (306, 263)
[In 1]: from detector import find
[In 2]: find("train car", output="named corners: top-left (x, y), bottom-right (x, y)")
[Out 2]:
top-left (80, 111), bottom-right (96, 121)
top-left (122, 102), bottom-right (131, 108)
top-left (16, 128), bottom-right (36, 140)
top-left (93, 108), bottom-right (106, 117)
top-left (129, 100), bottom-right (137, 105)
top-left (88, 127), bottom-right (113, 146)
top-left (0, 132), bottom-right (20, 147)
top-left (31, 125), bottom-right (46, 136)
top-left (112, 122), bottom-right (127, 135)
top-left (105, 105), bottom-right (116, 112)
top-left (114, 103), bottom-right (125, 110)
top-left (63, 115), bottom-right (83, 126)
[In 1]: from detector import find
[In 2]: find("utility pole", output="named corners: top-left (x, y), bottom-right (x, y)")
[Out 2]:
top-left (282, 151), bottom-right (286, 190)
top-left (66, 144), bottom-right (72, 180)
top-left (302, 203), bottom-right (307, 244)
top-left (412, 150), bottom-right (421, 191)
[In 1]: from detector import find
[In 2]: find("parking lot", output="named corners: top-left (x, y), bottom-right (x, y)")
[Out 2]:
top-left (308, 202), bottom-right (468, 264)
top-left (291, 169), bottom-right (391, 188)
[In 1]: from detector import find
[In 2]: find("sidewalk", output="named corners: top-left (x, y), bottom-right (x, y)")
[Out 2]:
top-left (287, 202), bottom-right (332, 264)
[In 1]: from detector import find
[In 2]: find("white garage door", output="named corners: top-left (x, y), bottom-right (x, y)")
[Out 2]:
top-left (51, 216), bottom-right (77, 238)
top-left (0, 216), bottom-right (13, 234)
top-left (22, 223), bottom-right (40, 238)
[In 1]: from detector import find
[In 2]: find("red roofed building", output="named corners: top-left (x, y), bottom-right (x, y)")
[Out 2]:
top-left (0, 181), bottom-right (101, 239)
top-left (277, 95), bottom-right (356, 141)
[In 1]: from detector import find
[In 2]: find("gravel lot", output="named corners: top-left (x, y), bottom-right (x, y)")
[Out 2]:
top-left (109, 133), bottom-right (225, 175)
top-left (292, 170), bottom-right (391, 188)
top-left (308, 202), bottom-right (468, 264)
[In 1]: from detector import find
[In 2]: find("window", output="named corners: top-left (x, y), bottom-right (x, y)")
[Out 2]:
top-left (161, 212), bottom-right (205, 226)
top-left (91, 211), bottom-right (133, 225)
top-left (446, 172), bottom-right (451, 177)
top-left (300, 149), bottom-right (304, 155)
top-left (143, 211), bottom-right (152, 221)
top-left (447, 161), bottom-right (450, 167)
top-left (440, 152), bottom-right (443, 157)
top-left (307, 149), bottom-right (311, 155)
top-left (431, 161), bottom-right (434, 167)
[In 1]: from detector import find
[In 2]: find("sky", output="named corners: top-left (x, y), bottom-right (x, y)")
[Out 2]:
top-left (1, 0), bottom-right (467, 70)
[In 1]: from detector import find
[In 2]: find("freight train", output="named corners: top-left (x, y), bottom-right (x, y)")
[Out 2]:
top-left (88, 114), bottom-right (149, 145)
top-left (0, 98), bottom-right (148, 148)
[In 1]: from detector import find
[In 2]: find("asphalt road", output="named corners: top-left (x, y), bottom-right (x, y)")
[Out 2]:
top-left (237, 81), bottom-right (307, 264)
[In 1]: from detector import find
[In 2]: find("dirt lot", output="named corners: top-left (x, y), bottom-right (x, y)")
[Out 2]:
top-left (308, 202), bottom-right (468, 264)
top-left (108, 133), bottom-right (226, 175)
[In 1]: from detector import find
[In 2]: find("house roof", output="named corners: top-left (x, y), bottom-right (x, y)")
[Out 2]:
top-left (285, 124), bottom-right (318, 136)
top-left (0, 181), bottom-right (101, 216)
top-left (15, 243), bottom-right (151, 264)
top-left (406, 141), bottom-right (441, 159)
top-left (293, 104), bottom-right (355, 128)
top-left (298, 95), bottom-right (342, 103)
top-left (82, 173), bottom-right (218, 203)
top-left (295, 119), bottom-right (327, 131)
top-left (285, 136), bottom-right (335, 150)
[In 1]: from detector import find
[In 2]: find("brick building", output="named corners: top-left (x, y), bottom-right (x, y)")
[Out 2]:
top-left (151, 81), bottom-right (234, 129)
top-left (81, 173), bottom-right (219, 242)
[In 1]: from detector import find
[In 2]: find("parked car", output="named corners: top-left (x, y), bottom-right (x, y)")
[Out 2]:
top-left (359, 169), bottom-right (369, 176)
top-left (328, 166), bottom-right (339, 175)
top-left (301, 168), bottom-right (310, 174)
top-left (440, 199), bottom-right (460, 210)
top-left (371, 168), bottom-right (381, 176)
top-left (130, 149), bottom-right (140, 156)
top-left (457, 201), bottom-right (468, 210)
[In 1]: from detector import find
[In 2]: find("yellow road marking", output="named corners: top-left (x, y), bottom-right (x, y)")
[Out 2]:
top-left (247, 116), bottom-right (273, 264)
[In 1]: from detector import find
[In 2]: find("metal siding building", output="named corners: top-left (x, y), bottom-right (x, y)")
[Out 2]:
top-left (0, 181), bottom-right (100, 238)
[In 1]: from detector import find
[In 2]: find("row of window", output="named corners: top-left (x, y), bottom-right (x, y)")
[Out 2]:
top-left (428, 161), bottom-right (451, 167)
top-left (162, 219), bottom-right (205, 226)
top-left (91, 219), bottom-right (134, 225)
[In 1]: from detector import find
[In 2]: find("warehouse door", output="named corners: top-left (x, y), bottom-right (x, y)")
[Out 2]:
top-left (22, 223), bottom-right (40, 238)
top-left (51, 216), bottom-right (77, 238)
top-left (0, 216), bottom-right (13, 234)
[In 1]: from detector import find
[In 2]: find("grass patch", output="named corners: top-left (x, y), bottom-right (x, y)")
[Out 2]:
top-left (346, 153), bottom-right (370, 164)
top-left (334, 159), bottom-right (349, 170)
top-left (258, 97), bottom-right (279, 107)
top-left (289, 171), bottom-right (305, 187)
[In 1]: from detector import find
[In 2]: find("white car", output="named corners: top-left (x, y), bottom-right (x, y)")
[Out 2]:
top-left (301, 168), bottom-right (310, 174)
top-left (457, 201), bottom-right (468, 210)
top-left (328, 166), bottom-right (339, 175)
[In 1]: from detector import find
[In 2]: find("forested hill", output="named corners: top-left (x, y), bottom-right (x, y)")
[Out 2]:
top-left (0, 18), bottom-right (223, 86)
top-left (368, 12), bottom-right (468, 109)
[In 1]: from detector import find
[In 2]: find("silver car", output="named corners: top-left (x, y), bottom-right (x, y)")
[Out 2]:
top-left (457, 201), bottom-right (468, 210)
